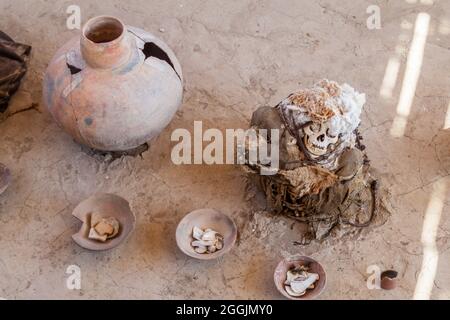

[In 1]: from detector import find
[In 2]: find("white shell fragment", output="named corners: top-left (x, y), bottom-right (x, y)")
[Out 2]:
top-left (284, 270), bottom-right (306, 285)
top-left (194, 246), bottom-right (207, 254)
top-left (290, 273), bottom-right (319, 294)
top-left (191, 240), bottom-right (215, 247)
top-left (191, 226), bottom-right (224, 254)
top-left (202, 230), bottom-right (218, 241)
top-left (192, 226), bottom-right (204, 240)
top-left (284, 266), bottom-right (319, 297)
top-left (88, 228), bottom-right (107, 242)
top-left (285, 285), bottom-right (306, 297)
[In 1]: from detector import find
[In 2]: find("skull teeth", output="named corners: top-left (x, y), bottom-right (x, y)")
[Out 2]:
top-left (311, 141), bottom-right (329, 149)
top-left (304, 136), bottom-right (328, 156)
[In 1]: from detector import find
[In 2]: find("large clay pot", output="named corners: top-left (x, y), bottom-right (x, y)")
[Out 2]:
top-left (43, 16), bottom-right (183, 151)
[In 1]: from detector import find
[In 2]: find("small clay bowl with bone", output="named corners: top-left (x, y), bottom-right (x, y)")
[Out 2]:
top-left (72, 193), bottom-right (136, 251)
top-left (176, 208), bottom-right (237, 260)
top-left (274, 256), bottom-right (327, 300)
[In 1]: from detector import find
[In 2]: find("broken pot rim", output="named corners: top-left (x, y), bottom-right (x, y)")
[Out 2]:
top-left (274, 255), bottom-right (327, 300)
top-left (175, 208), bottom-right (237, 260)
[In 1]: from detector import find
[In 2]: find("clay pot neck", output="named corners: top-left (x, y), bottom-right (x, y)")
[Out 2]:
top-left (80, 16), bottom-right (133, 69)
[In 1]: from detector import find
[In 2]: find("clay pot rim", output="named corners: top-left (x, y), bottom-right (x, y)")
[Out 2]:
top-left (381, 269), bottom-right (398, 279)
top-left (81, 15), bottom-right (127, 48)
top-left (274, 255), bottom-right (327, 300)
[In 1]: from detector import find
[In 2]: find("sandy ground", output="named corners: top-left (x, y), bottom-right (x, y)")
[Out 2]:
top-left (0, 0), bottom-right (449, 299)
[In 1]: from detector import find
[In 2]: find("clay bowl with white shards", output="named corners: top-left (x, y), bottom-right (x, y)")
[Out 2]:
top-left (176, 208), bottom-right (237, 260)
top-left (0, 163), bottom-right (11, 196)
top-left (274, 256), bottom-right (327, 300)
top-left (72, 193), bottom-right (136, 251)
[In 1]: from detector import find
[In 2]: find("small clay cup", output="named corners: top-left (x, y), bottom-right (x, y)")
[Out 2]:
top-left (380, 270), bottom-right (398, 290)
top-left (274, 256), bottom-right (327, 300)
top-left (176, 208), bottom-right (237, 260)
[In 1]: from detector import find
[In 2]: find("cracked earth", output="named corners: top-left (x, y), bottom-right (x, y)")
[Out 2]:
top-left (0, 0), bottom-right (449, 299)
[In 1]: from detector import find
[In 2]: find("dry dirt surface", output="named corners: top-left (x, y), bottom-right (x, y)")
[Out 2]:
top-left (0, 0), bottom-right (449, 299)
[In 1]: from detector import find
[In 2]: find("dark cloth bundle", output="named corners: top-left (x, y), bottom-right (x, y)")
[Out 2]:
top-left (0, 31), bottom-right (31, 113)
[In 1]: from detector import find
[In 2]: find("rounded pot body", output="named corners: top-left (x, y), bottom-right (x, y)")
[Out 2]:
top-left (43, 16), bottom-right (183, 151)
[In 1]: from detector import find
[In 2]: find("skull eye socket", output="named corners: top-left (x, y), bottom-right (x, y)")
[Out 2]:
top-left (326, 128), bottom-right (336, 139)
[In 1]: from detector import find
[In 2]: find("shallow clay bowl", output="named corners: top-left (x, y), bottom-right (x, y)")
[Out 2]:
top-left (72, 193), bottom-right (136, 251)
top-left (274, 256), bottom-right (327, 300)
top-left (176, 208), bottom-right (237, 260)
top-left (0, 163), bottom-right (11, 196)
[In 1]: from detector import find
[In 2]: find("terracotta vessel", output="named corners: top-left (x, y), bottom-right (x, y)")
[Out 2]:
top-left (43, 16), bottom-right (183, 151)
top-left (380, 270), bottom-right (398, 290)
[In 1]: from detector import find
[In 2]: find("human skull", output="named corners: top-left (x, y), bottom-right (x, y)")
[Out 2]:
top-left (302, 122), bottom-right (338, 159)
top-left (275, 80), bottom-right (366, 170)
